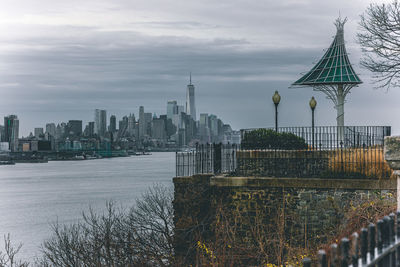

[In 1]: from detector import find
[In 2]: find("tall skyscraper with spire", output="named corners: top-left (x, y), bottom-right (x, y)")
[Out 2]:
top-left (186, 73), bottom-right (196, 121)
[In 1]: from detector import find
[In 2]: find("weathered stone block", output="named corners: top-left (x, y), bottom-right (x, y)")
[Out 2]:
top-left (384, 136), bottom-right (400, 170)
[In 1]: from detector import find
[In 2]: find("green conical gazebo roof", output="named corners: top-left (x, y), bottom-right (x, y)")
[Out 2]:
top-left (292, 18), bottom-right (362, 86)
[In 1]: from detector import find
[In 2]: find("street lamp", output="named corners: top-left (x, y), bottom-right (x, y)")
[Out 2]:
top-left (272, 91), bottom-right (281, 132)
top-left (309, 96), bottom-right (317, 148)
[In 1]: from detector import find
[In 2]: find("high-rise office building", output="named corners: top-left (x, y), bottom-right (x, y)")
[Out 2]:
top-left (95, 109), bottom-right (107, 137)
top-left (151, 118), bottom-right (166, 141)
top-left (209, 115), bottom-right (218, 136)
top-left (4, 115), bottom-right (19, 152)
top-left (127, 114), bottom-right (135, 136)
top-left (186, 73), bottom-right (196, 121)
top-left (46, 123), bottom-right (56, 137)
top-left (109, 115), bottom-right (117, 132)
top-left (34, 128), bottom-right (44, 139)
top-left (67, 120), bottom-right (82, 136)
top-left (144, 112), bottom-right (152, 136)
top-left (167, 101), bottom-right (177, 120)
top-left (199, 113), bottom-right (210, 143)
top-left (139, 106), bottom-right (145, 139)
top-left (0, 125), bottom-right (4, 142)
top-left (118, 116), bottom-right (128, 138)
top-left (84, 122), bottom-right (95, 137)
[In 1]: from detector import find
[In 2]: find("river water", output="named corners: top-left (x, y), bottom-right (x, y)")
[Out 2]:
top-left (0, 152), bottom-right (175, 262)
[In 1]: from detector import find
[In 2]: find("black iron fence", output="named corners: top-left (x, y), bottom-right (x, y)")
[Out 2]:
top-left (176, 144), bottom-right (238, 177)
top-left (302, 212), bottom-right (400, 267)
top-left (176, 126), bottom-right (392, 179)
top-left (241, 126), bottom-right (391, 149)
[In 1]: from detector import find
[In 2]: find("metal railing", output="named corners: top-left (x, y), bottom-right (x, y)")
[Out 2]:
top-left (176, 126), bottom-right (392, 179)
top-left (176, 144), bottom-right (237, 177)
top-left (302, 212), bottom-right (400, 266)
top-left (241, 126), bottom-right (391, 149)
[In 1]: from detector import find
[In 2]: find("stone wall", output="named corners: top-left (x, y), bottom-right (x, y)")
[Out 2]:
top-left (173, 175), bottom-right (396, 264)
top-left (236, 150), bottom-right (329, 177)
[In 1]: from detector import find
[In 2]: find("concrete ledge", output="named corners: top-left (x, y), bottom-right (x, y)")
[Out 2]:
top-left (210, 176), bottom-right (397, 190)
top-left (173, 174), bottom-right (214, 184)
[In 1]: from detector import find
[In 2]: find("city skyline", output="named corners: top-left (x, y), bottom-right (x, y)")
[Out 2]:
top-left (0, 0), bottom-right (399, 136)
top-left (0, 77), bottom-right (239, 151)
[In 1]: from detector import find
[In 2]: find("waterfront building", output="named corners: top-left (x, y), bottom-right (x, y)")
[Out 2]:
top-left (186, 73), bottom-right (196, 121)
top-left (4, 115), bottom-right (19, 152)
top-left (72, 140), bottom-right (82, 150)
top-left (109, 115), bottom-right (117, 133)
top-left (94, 109), bottom-right (107, 137)
top-left (0, 142), bottom-right (9, 151)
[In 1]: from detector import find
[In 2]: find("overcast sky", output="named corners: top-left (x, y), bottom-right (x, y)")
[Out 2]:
top-left (0, 0), bottom-right (398, 136)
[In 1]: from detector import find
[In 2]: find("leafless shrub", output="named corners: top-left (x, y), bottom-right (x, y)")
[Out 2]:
top-left (36, 184), bottom-right (174, 267)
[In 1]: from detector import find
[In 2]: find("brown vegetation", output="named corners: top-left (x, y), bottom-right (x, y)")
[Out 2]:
top-left (328, 147), bottom-right (394, 179)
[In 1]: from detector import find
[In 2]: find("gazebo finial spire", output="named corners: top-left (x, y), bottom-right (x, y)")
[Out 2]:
top-left (334, 15), bottom-right (347, 32)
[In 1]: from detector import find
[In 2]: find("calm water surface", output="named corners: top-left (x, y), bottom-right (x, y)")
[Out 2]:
top-left (0, 152), bottom-right (175, 261)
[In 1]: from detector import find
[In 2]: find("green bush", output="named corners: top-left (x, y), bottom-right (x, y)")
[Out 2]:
top-left (241, 129), bottom-right (308, 150)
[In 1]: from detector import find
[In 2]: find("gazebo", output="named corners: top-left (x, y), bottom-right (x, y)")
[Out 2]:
top-left (292, 17), bottom-right (362, 142)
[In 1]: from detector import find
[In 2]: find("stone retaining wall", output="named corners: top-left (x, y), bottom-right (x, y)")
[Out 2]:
top-left (173, 175), bottom-right (396, 264)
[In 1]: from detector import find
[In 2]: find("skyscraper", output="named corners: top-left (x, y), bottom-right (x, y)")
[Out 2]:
top-left (95, 109), bottom-right (107, 137)
top-left (127, 114), bottom-right (135, 136)
top-left (67, 120), bottom-right (82, 136)
top-left (144, 112), bottom-right (152, 136)
top-left (186, 73), bottom-right (196, 121)
top-left (4, 115), bottom-right (19, 152)
top-left (84, 122), bottom-right (95, 137)
top-left (139, 106), bottom-right (145, 139)
top-left (46, 123), bottom-right (56, 137)
top-left (199, 113), bottom-right (210, 143)
top-left (167, 101), bottom-right (177, 120)
top-left (109, 115), bottom-right (117, 132)
top-left (151, 118), bottom-right (166, 141)
top-left (34, 128), bottom-right (44, 139)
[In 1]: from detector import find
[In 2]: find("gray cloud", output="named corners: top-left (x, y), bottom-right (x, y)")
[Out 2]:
top-left (0, 0), bottom-right (397, 135)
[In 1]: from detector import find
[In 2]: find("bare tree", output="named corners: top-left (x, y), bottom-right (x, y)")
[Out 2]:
top-left (0, 234), bottom-right (29, 267)
top-left (36, 184), bottom-right (174, 267)
top-left (358, 0), bottom-right (400, 89)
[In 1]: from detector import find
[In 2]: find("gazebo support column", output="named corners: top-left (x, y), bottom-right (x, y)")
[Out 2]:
top-left (336, 84), bottom-right (345, 144)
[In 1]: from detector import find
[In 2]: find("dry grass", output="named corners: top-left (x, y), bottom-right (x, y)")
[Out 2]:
top-left (328, 147), bottom-right (394, 179)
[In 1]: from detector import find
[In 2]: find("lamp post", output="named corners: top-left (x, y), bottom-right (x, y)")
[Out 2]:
top-left (309, 96), bottom-right (317, 148)
top-left (272, 91), bottom-right (281, 132)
